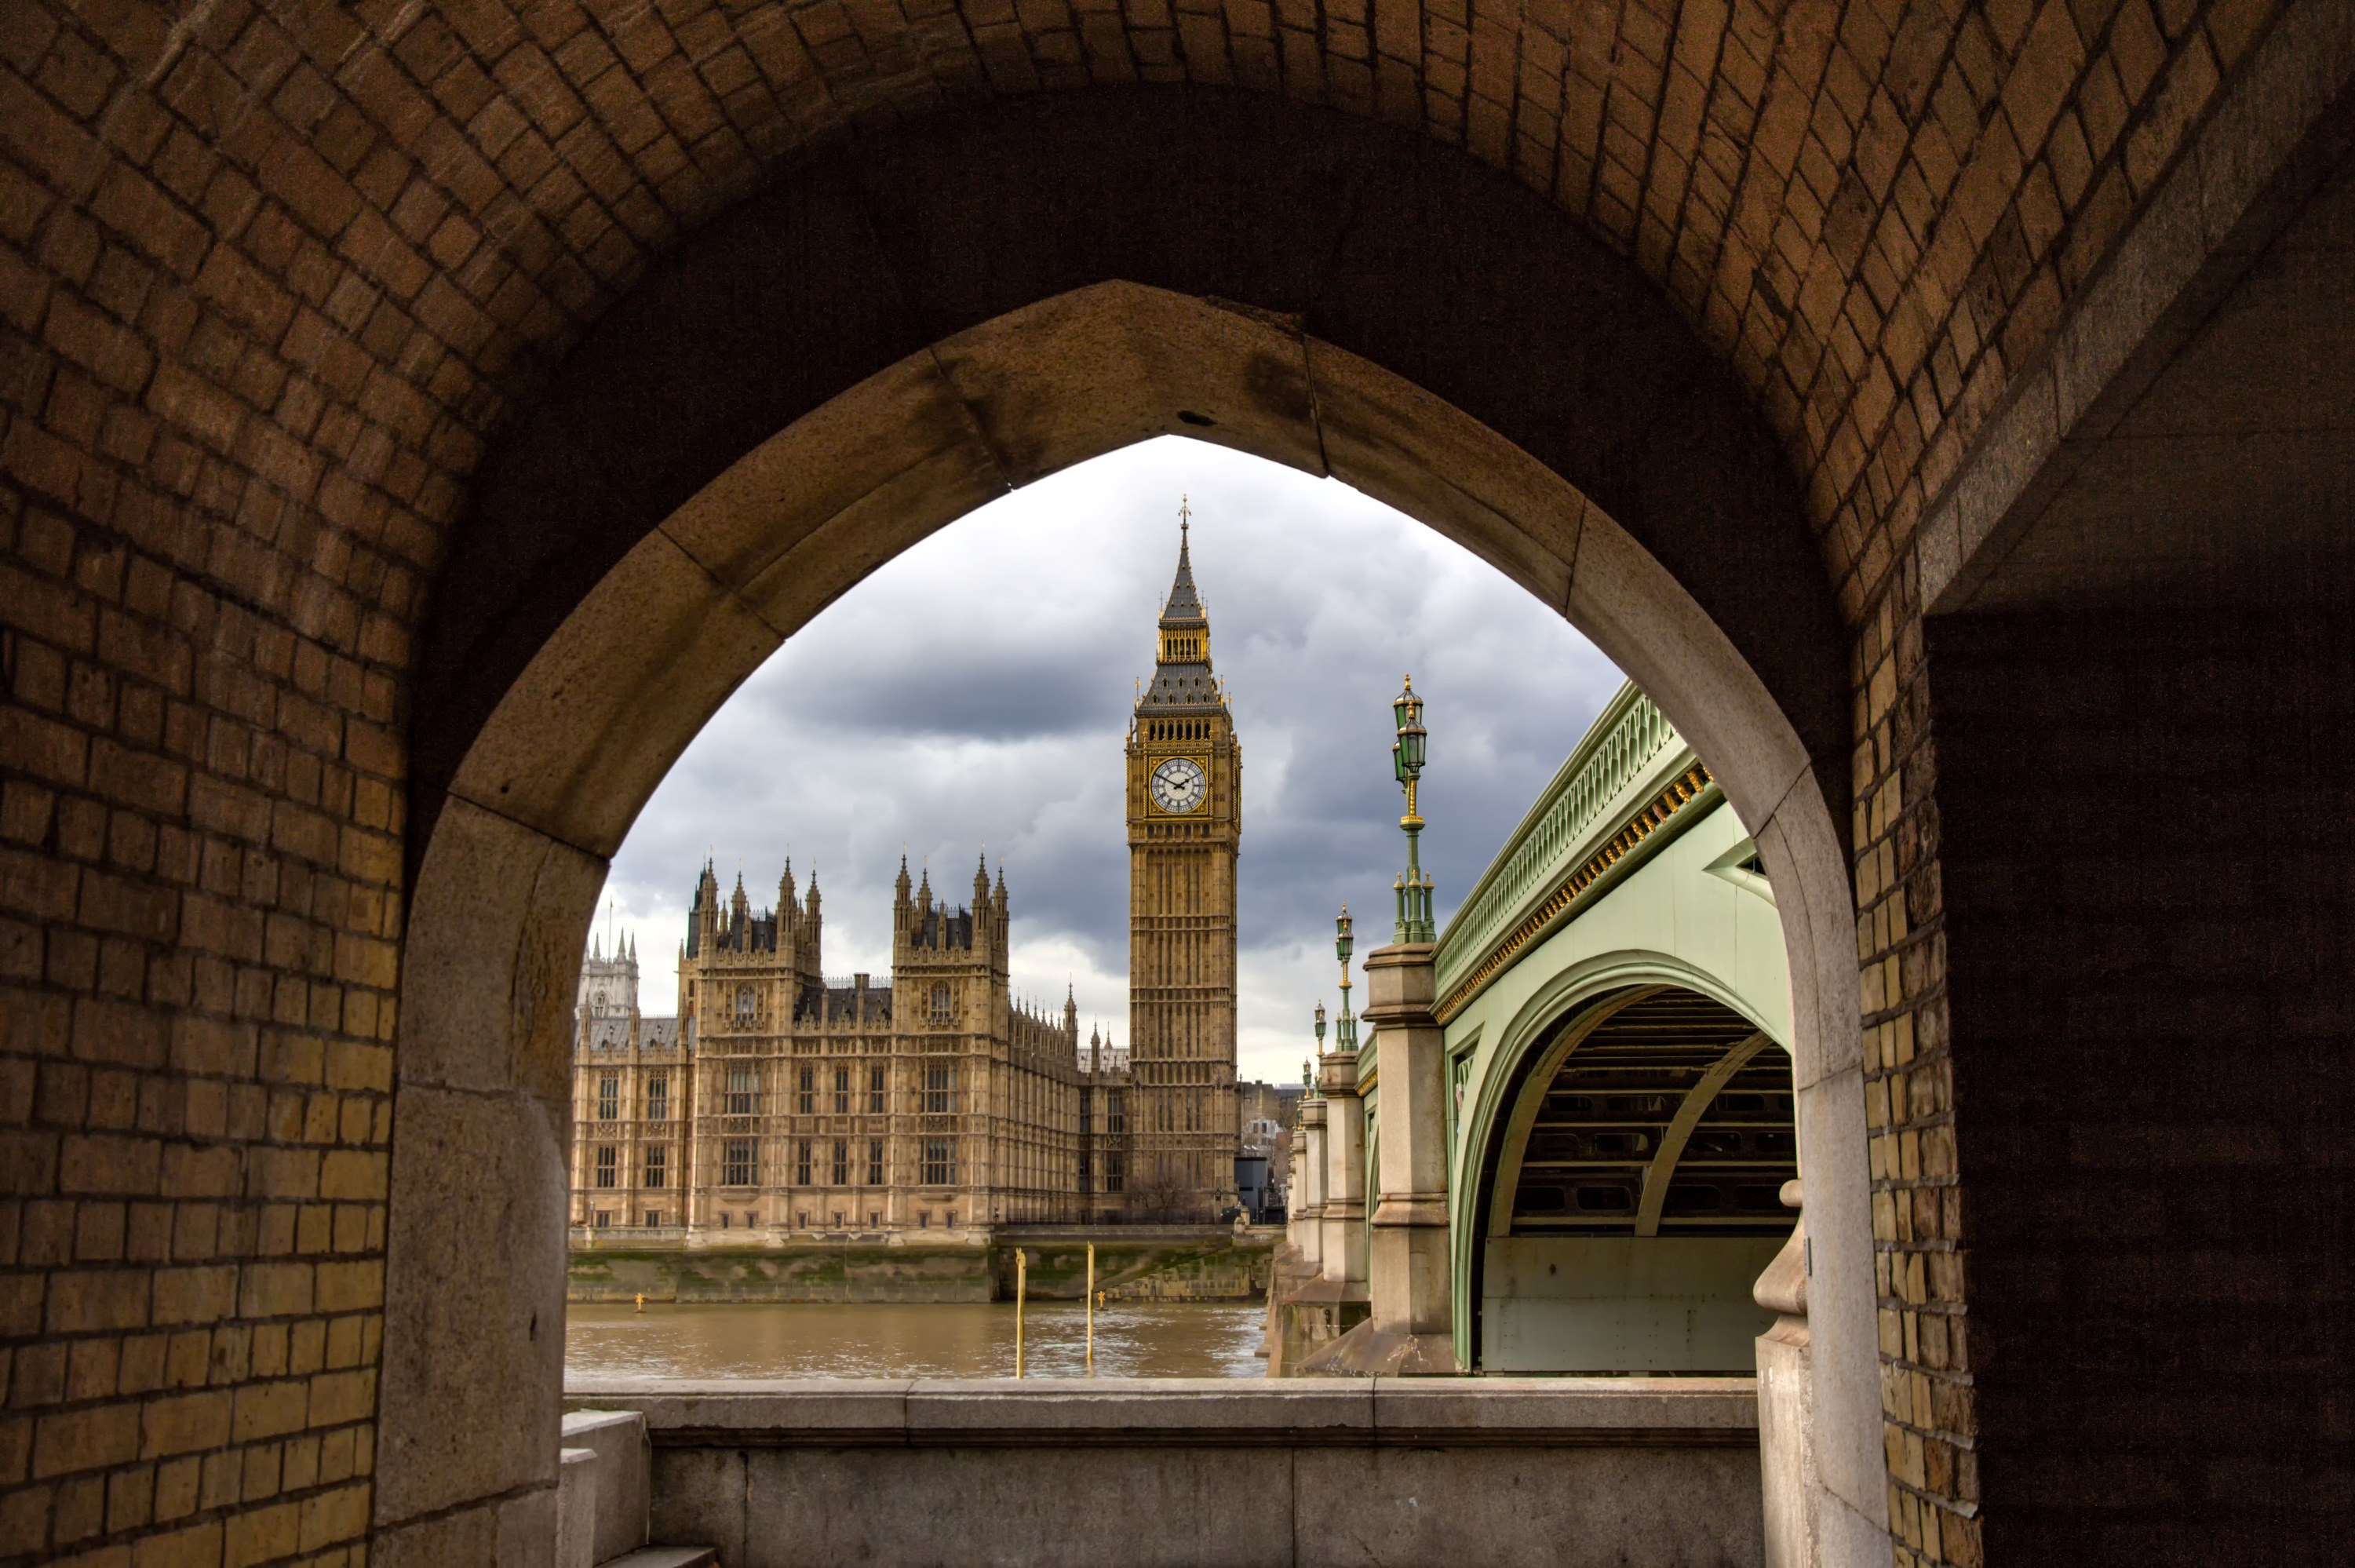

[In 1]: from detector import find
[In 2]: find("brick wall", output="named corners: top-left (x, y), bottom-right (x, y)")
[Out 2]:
top-left (0, 0), bottom-right (2299, 1563)
top-left (1897, 604), bottom-right (2355, 1563)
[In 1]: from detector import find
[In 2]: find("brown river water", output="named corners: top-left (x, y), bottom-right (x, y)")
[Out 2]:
top-left (566, 1300), bottom-right (1268, 1380)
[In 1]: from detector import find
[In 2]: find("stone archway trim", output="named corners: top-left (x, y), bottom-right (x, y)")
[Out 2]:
top-left (385, 280), bottom-right (1883, 1561)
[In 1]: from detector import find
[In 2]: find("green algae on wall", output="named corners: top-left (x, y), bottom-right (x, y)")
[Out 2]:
top-left (568, 1229), bottom-right (1277, 1304)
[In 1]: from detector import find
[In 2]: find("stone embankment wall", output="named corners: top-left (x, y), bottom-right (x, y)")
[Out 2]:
top-left (570, 1227), bottom-right (1275, 1304)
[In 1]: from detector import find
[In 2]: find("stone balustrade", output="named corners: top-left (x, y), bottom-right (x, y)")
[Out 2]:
top-left (565, 1377), bottom-right (1764, 1567)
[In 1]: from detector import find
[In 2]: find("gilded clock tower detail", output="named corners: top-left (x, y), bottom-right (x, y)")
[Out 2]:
top-left (1127, 503), bottom-right (1241, 1219)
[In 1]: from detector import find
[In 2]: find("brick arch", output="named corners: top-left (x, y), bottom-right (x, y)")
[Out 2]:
top-left (388, 264), bottom-right (1882, 1558)
top-left (409, 86), bottom-right (1848, 844)
top-left (0, 1), bottom-right (2304, 1561)
top-left (17, 0), bottom-right (2267, 677)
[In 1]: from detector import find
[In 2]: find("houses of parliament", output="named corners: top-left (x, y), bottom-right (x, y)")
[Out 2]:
top-left (567, 520), bottom-right (1243, 1231)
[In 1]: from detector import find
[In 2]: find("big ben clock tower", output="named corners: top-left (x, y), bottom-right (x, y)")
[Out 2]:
top-left (1127, 502), bottom-right (1241, 1219)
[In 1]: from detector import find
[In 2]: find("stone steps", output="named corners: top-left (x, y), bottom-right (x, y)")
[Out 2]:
top-left (561, 1409), bottom-right (716, 1568)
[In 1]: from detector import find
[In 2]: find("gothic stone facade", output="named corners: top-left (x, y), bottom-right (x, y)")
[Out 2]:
top-left (567, 857), bottom-right (1133, 1234)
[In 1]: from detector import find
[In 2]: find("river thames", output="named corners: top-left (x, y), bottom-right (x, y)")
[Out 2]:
top-left (566, 1300), bottom-right (1268, 1380)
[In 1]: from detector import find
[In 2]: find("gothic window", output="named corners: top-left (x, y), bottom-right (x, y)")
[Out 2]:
top-left (647, 1075), bottom-right (669, 1121)
top-left (735, 986), bottom-right (755, 1026)
top-left (795, 1139), bottom-right (812, 1185)
top-left (593, 1146), bottom-right (617, 1188)
top-left (643, 1146), bottom-right (667, 1189)
top-left (643, 1209), bottom-right (663, 1228)
top-left (867, 1140), bottom-right (884, 1186)
top-left (924, 1063), bottom-right (957, 1115)
top-left (1107, 1092), bottom-right (1125, 1134)
top-left (929, 983), bottom-right (952, 1026)
top-left (833, 1066), bottom-right (850, 1115)
top-left (921, 1139), bottom-right (955, 1185)
top-left (831, 1140), bottom-right (848, 1186)
top-left (1106, 1153), bottom-right (1125, 1193)
top-left (797, 1065), bottom-right (815, 1114)
top-left (722, 1140), bottom-right (753, 1186)
top-left (596, 1074), bottom-right (618, 1121)
top-left (869, 1064), bottom-right (886, 1114)
top-left (726, 1064), bottom-right (756, 1116)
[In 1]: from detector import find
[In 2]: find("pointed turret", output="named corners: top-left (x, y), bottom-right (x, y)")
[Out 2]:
top-left (1064, 982), bottom-right (1078, 1042)
top-left (689, 858), bottom-right (719, 958)
top-left (797, 866), bottom-right (822, 983)
top-left (1161, 503), bottom-right (1205, 628)
top-left (1142, 499), bottom-right (1219, 706)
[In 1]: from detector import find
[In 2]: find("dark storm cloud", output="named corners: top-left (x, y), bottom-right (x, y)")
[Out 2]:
top-left (599, 439), bottom-right (1624, 1079)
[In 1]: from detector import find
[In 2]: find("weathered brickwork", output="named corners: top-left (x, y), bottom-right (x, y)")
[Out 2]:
top-left (0, 0), bottom-right (2291, 1562)
top-left (1853, 552), bottom-right (1974, 1566)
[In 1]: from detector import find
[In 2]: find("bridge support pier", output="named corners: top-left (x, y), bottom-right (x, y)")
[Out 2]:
top-left (1269, 1049), bottom-right (1372, 1373)
top-left (1302, 944), bottom-right (1461, 1375)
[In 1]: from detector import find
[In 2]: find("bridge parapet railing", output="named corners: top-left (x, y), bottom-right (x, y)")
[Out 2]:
top-left (1433, 682), bottom-right (1712, 1021)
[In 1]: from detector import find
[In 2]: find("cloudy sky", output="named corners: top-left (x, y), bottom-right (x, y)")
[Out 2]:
top-left (595, 438), bottom-right (1625, 1082)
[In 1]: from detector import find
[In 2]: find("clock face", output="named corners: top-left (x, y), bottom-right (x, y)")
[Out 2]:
top-left (1150, 756), bottom-right (1208, 814)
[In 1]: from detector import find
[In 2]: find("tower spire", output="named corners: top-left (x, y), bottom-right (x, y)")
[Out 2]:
top-left (1158, 500), bottom-right (1205, 630)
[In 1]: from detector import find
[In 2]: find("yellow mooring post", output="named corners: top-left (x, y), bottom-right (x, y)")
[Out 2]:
top-left (1015, 1249), bottom-right (1027, 1379)
top-left (1085, 1243), bottom-right (1096, 1375)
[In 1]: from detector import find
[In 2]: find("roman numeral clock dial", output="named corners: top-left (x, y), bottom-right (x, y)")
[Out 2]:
top-left (1150, 756), bottom-right (1207, 814)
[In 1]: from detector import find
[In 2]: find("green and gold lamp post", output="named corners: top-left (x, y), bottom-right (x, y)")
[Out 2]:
top-left (1334, 906), bottom-right (1359, 1050)
top-left (1391, 676), bottom-right (1437, 943)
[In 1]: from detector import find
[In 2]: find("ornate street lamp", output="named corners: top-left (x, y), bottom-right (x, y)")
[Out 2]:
top-left (1314, 1001), bottom-right (1327, 1053)
top-left (1333, 906), bottom-right (1359, 1051)
top-left (1391, 676), bottom-right (1437, 943)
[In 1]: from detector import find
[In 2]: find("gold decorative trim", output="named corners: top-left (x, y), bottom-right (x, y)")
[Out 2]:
top-left (1434, 765), bottom-right (1714, 1024)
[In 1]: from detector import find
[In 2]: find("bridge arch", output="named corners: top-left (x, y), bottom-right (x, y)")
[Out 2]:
top-left (384, 93), bottom-right (1876, 1559)
top-left (1456, 974), bottom-right (1795, 1374)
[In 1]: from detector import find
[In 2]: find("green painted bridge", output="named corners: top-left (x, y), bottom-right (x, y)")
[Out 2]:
top-left (1289, 682), bottom-right (1799, 1378)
